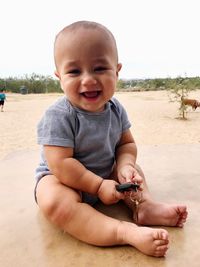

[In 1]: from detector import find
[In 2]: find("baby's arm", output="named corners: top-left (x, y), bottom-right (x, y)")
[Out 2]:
top-left (44, 145), bottom-right (124, 204)
top-left (116, 129), bottom-right (143, 185)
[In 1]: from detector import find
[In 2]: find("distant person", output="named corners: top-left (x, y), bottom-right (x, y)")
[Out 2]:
top-left (0, 89), bottom-right (6, 112)
top-left (35, 21), bottom-right (188, 257)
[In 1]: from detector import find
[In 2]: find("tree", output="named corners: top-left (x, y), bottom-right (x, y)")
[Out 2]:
top-left (168, 77), bottom-right (193, 119)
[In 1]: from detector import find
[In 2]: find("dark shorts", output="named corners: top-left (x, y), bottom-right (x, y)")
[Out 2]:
top-left (0, 100), bottom-right (4, 106)
top-left (34, 174), bottom-right (99, 206)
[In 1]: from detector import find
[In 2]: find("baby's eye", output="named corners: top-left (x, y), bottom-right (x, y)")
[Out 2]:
top-left (94, 66), bottom-right (107, 72)
top-left (68, 69), bottom-right (81, 75)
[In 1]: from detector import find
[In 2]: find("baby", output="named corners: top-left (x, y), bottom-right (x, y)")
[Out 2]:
top-left (35, 21), bottom-right (187, 257)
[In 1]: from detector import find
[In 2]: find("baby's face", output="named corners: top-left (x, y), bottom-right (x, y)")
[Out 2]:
top-left (55, 28), bottom-right (121, 112)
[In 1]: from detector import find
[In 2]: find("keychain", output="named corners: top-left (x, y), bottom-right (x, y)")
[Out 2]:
top-left (115, 183), bottom-right (140, 192)
top-left (130, 190), bottom-right (143, 222)
top-left (116, 183), bottom-right (143, 222)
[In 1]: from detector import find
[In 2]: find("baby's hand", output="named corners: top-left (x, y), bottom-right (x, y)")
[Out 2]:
top-left (97, 179), bottom-right (125, 205)
top-left (118, 165), bottom-right (143, 187)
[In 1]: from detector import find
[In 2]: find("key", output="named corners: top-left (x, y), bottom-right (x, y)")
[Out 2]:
top-left (133, 200), bottom-right (139, 222)
top-left (115, 183), bottom-right (140, 192)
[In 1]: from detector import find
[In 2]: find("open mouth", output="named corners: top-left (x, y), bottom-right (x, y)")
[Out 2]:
top-left (81, 91), bottom-right (101, 99)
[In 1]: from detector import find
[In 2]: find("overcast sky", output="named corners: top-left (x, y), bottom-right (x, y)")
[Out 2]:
top-left (1, 0), bottom-right (200, 79)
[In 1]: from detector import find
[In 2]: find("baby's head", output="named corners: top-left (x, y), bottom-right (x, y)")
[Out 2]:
top-left (54, 21), bottom-right (122, 112)
top-left (54, 21), bottom-right (119, 71)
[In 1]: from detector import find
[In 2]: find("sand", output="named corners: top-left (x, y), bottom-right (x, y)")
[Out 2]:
top-left (1, 90), bottom-right (200, 267)
top-left (0, 90), bottom-right (200, 160)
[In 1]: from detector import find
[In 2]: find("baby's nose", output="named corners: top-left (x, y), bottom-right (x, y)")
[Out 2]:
top-left (81, 72), bottom-right (97, 86)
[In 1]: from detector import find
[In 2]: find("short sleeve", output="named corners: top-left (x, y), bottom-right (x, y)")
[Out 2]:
top-left (37, 104), bottom-right (75, 148)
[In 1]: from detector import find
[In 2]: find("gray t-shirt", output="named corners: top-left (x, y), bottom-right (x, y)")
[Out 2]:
top-left (35, 96), bottom-right (131, 180)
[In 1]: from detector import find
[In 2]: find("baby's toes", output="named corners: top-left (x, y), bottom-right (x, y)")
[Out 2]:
top-left (182, 211), bottom-right (188, 220)
top-left (154, 245), bottom-right (168, 257)
top-left (154, 239), bottom-right (169, 246)
top-left (154, 229), bottom-right (169, 241)
top-left (177, 206), bottom-right (188, 217)
top-left (177, 211), bottom-right (188, 227)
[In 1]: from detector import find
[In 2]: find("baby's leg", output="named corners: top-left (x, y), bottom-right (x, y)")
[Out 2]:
top-left (125, 165), bottom-right (188, 227)
top-left (36, 175), bottom-right (169, 257)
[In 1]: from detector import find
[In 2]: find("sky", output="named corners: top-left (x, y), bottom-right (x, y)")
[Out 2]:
top-left (1, 0), bottom-right (200, 79)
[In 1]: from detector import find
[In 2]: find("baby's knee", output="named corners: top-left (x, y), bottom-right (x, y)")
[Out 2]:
top-left (39, 193), bottom-right (79, 227)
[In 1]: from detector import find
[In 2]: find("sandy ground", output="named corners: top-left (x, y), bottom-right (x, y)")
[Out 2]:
top-left (0, 90), bottom-right (200, 160)
top-left (1, 90), bottom-right (200, 267)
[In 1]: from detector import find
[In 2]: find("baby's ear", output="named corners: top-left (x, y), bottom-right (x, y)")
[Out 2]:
top-left (116, 63), bottom-right (122, 76)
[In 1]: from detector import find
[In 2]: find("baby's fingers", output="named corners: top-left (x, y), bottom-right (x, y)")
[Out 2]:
top-left (115, 190), bottom-right (125, 201)
top-left (132, 172), bottom-right (143, 184)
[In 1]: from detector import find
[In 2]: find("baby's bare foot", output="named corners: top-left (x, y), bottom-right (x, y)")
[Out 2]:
top-left (137, 200), bottom-right (188, 227)
top-left (119, 221), bottom-right (169, 257)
